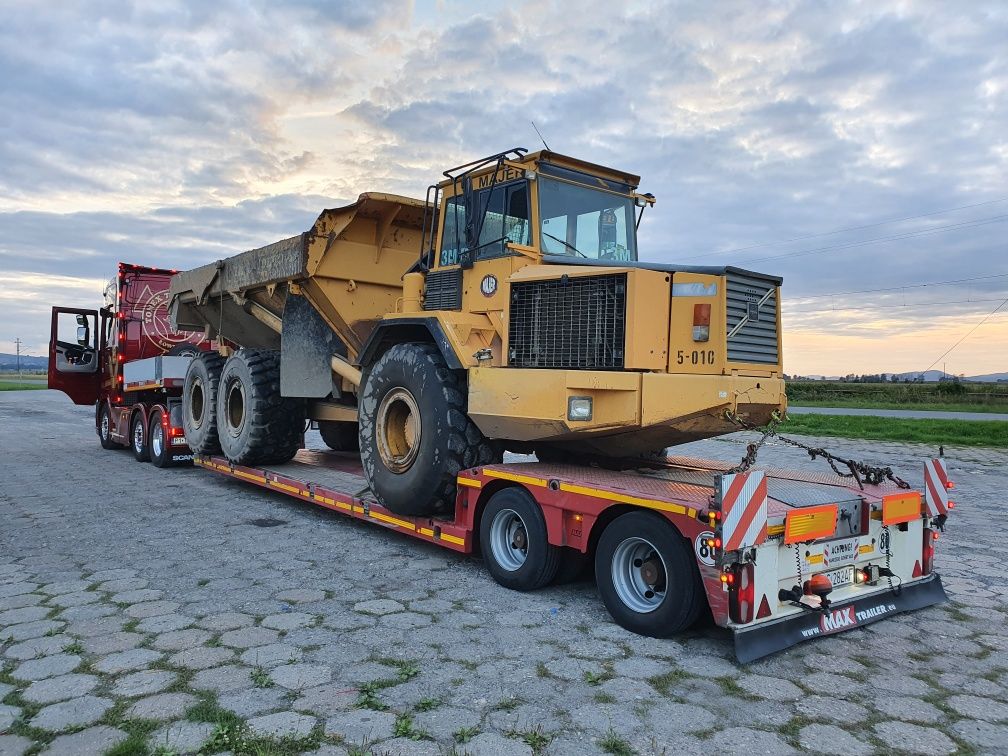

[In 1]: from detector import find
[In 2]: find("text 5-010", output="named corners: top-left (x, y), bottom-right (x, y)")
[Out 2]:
top-left (677, 350), bottom-right (716, 366)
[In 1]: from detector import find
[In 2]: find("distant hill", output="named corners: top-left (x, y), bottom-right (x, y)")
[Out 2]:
top-left (0, 353), bottom-right (47, 372)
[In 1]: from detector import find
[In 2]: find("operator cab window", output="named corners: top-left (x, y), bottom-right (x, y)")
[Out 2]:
top-left (439, 181), bottom-right (530, 266)
top-left (539, 177), bottom-right (637, 262)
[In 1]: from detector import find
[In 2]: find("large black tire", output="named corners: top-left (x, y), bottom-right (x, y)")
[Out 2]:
top-left (319, 420), bottom-right (359, 452)
top-left (183, 352), bottom-right (225, 454)
top-left (217, 349), bottom-right (304, 465)
top-left (595, 511), bottom-right (704, 637)
top-left (130, 412), bottom-right (150, 463)
top-left (359, 343), bottom-right (500, 517)
top-left (148, 409), bottom-right (186, 468)
top-left (479, 487), bottom-right (560, 591)
top-left (97, 402), bottom-right (123, 450)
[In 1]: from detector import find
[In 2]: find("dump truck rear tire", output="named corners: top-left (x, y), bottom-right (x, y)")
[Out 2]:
top-left (217, 349), bottom-right (304, 466)
top-left (359, 343), bottom-right (500, 516)
top-left (183, 352), bottom-right (225, 454)
top-left (319, 420), bottom-right (359, 452)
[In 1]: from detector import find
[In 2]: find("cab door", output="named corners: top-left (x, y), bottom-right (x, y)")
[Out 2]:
top-left (48, 307), bottom-right (100, 405)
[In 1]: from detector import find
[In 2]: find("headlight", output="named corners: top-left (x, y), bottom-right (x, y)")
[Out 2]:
top-left (567, 396), bottom-right (593, 421)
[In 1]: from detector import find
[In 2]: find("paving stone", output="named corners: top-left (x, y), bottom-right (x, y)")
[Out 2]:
top-left (58, 604), bottom-right (114, 622)
top-left (247, 710), bottom-right (316, 738)
top-left (0, 594), bottom-right (44, 612)
top-left (113, 669), bottom-right (177, 697)
top-left (0, 735), bottom-right (33, 755)
top-left (47, 590), bottom-right (100, 608)
top-left (0, 704), bottom-right (18, 732)
top-left (0, 605), bottom-right (50, 625)
top-left (352, 598), bottom-right (404, 615)
top-left (169, 645), bottom-right (235, 670)
top-left (149, 721), bottom-right (216, 754)
top-left (31, 695), bottom-right (112, 731)
top-left (64, 615), bottom-right (126, 638)
top-left (647, 701), bottom-right (718, 735)
top-left (42, 725), bottom-right (126, 756)
top-left (0, 682), bottom-right (12, 699)
top-left (192, 664), bottom-right (254, 693)
top-left (93, 647), bottom-right (162, 674)
top-left (737, 673), bottom-right (804, 701)
top-left (270, 662), bottom-right (332, 690)
top-left (324, 709), bottom-right (397, 742)
top-left (240, 643), bottom-right (302, 668)
top-left (275, 588), bottom-right (326, 604)
top-left (196, 612), bottom-right (255, 631)
top-left (946, 693), bottom-right (1008, 722)
top-left (543, 656), bottom-right (602, 681)
top-left (797, 723), bottom-right (872, 755)
top-left (137, 613), bottom-right (193, 633)
top-left (22, 673), bottom-right (99, 704)
top-left (950, 718), bottom-right (1008, 749)
top-left (220, 626), bottom-right (280, 649)
top-left (378, 738), bottom-right (442, 756)
top-left (13, 653), bottom-right (80, 681)
top-left (794, 694), bottom-right (870, 724)
top-left (0, 582), bottom-right (37, 599)
top-left (112, 588), bottom-right (163, 604)
top-left (153, 628), bottom-right (212, 651)
top-left (414, 705), bottom-right (480, 736)
top-left (126, 692), bottom-right (197, 721)
top-left (125, 600), bottom-right (180, 618)
top-left (464, 733), bottom-right (534, 756)
top-left (82, 631), bottom-right (144, 655)
top-left (706, 726), bottom-right (797, 755)
top-left (3, 635), bottom-right (70, 661)
top-left (86, 569), bottom-right (135, 583)
top-left (0, 619), bottom-right (64, 642)
top-left (873, 695), bottom-right (944, 723)
top-left (219, 686), bottom-right (290, 717)
top-left (39, 580), bottom-right (90, 596)
top-left (873, 721), bottom-right (957, 754)
top-left (292, 683), bottom-right (358, 716)
top-left (97, 577), bottom-right (148, 593)
top-left (261, 611), bottom-right (315, 630)
top-left (867, 672), bottom-right (934, 697)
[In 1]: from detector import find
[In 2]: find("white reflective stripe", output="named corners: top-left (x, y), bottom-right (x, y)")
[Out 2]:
top-left (720, 471), bottom-right (768, 550)
top-left (924, 459), bottom-right (949, 517)
top-left (672, 282), bottom-right (718, 297)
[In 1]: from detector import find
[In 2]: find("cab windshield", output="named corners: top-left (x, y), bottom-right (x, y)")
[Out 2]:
top-left (538, 177), bottom-right (638, 262)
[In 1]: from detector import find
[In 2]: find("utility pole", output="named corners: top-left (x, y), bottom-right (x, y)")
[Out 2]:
top-left (14, 337), bottom-right (22, 383)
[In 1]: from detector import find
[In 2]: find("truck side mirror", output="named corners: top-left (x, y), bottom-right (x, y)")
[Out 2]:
top-left (76, 314), bottom-right (86, 326)
top-left (77, 325), bottom-right (90, 346)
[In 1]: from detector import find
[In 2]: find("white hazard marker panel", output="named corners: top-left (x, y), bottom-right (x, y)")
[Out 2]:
top-left (717, 470), bottom-right (768, 552)
top-left (923, 458), bottom-right (953, 517)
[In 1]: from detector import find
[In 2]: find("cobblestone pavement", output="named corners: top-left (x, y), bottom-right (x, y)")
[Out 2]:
top-left (1, 391), bottom-right (1006, 755)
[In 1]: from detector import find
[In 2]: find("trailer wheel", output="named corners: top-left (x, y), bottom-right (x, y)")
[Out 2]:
top-left (98, 402), bottom-right (123, 450)
top-left (130, 412), bottom-right (150, 462)
top-left (359, 343), bottom-right (501, 516)
top-left (148, 410), bottom-right (177, 468)
top-left (319, 420), bottom-right (359, 452)
top-left (217, 349), bottom-right (304, 465)
top-left (479, 487), bottom-right (560, 591)
top-left (595, 511), bottom-right (703, 637)
top-left (183, 352), bottom-right (225, 454)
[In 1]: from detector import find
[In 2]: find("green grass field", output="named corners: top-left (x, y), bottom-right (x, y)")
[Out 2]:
top-left (782, 413), bottom-right (1008, 448)
top-left (786, 380), bottom-right (1008, 412)
top-left (0, 381), bottom-right (48, 391)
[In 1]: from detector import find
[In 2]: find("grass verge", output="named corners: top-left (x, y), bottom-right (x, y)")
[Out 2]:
top-left (782, 413), bottom-right (1008, 448)
top-left (790, 399), bottom-right (1008, 414)
top-left (0, 381), bottom-right (47, 391)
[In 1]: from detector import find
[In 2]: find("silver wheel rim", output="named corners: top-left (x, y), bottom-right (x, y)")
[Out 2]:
top-left (133, 420), bottom-right (144, 453)
top-left (490, 508), bottom-right (529, 572)
top-left (101, 412), bottom-right (110, 440)
top-left (152, 423), bottom-right (164, 458)
top-left (611, 537), bottom-right (667, 614)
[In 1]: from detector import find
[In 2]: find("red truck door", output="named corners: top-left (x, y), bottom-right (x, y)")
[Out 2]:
top-left (48, 307), bottom-right (101, 405)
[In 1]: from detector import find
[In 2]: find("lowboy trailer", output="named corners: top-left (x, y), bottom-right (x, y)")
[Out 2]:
top-left (193, 445), bottom-right (952, 662)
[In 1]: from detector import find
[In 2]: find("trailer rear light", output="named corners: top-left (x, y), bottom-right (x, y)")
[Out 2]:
top-left (692, 303), bottom-right (711, 342)
top-left (727, 562), bottom-right (755, 624)
top-left (783, 503), bottom-right (838, 545)
top-left (169, 427), bottom-right (184, 437)
top-left (882, 491), bottom-right (921, 526)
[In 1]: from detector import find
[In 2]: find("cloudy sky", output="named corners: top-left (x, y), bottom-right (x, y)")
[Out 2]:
top-left (1, 0), bottom-right (1006, 377)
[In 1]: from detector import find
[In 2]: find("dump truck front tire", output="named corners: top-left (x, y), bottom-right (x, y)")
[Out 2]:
top-left (319, 421), bottom-right (359, 452)
top-left (359, 343), bottom-right (500, 516)
top-left (217, 349), bottom-right (304, 466)
top-left (183, 352), bottom-right (225, 454)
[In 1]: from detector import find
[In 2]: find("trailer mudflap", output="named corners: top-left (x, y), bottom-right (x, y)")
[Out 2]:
top-left (732, 574), bottom-right (947, 663)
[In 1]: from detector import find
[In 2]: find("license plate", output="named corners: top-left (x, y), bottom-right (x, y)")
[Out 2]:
top-left (823, 566), bottom-right (854, 588)
top-left (171, 436), bottom-right (187, 446)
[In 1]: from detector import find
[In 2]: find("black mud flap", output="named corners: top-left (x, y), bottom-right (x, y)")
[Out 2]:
top-left (733, 574), bottom-right (947, 664)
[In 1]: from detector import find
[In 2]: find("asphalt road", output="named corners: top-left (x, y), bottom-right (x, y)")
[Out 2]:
top-left (788, 406), bottom-right (1008, 421)
top-left (1, 390), bottom-right (1007, 754)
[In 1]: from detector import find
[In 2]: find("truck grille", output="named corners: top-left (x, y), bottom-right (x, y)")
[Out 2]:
top-left (508, 274), bottom-right (626, 369)
top-left (726, 272), bottom-right (779, 364)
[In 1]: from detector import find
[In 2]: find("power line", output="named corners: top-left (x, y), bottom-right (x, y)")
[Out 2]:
top-left (789, 272), bottom-right (1008, 301)
top-left (920, 297), bottom-right (1008, 375)
top-left (738, 214), bottom-right (1008, 265)
top-left (686, 196), bottom-right (1008, 260)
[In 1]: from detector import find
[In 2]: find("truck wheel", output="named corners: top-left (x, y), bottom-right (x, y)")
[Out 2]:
top-left (479, 487), bottom-right (560, 590)
top-left (595, 511), bottom-right (703, 637)
top-left (131, 413), bottom-right (150, 462)
top-left (98, 402), bottom-right (123, 450)
top-left (359, 343), bottom-right (501, 517)
top-left (319, 420), bottom-right (359, 452)
top-left (149, 410), bottom-right (178, 468)
top-left (217, 349), bottom-right (304, 465)
top-left (183, 352), bottom-right (225, 454)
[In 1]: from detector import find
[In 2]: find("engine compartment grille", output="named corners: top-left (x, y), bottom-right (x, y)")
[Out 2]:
top-left (423, 268), bottom-right (462, 310)
top-left (508, 274), bottom-right (626, 369)
top-left (726, 272), bottom-right (779, 364)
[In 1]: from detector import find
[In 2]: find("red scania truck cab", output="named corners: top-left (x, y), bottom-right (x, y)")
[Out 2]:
top-left (48, 263), bottom-right (209, 466)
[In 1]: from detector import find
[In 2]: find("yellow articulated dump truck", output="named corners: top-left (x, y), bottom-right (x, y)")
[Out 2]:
top-left (169, 148), bottom-right (786, 517)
